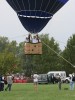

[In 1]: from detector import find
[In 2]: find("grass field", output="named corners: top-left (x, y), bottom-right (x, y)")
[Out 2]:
top-left (0, 83), bottom-right (75, 100)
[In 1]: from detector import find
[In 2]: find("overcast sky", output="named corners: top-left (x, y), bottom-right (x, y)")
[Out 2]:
top-left (0, 0), bottom-right (75, 50)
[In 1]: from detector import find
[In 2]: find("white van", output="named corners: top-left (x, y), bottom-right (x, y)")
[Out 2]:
top-left (47, 71), bottom-right (66, 82)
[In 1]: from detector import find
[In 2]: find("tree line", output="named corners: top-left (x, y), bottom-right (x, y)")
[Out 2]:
top-left (0, 34), bottom-right (75, 76)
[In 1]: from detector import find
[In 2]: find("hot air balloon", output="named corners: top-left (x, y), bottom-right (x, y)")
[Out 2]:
top-left (6, 0), bottom-right (69, 54)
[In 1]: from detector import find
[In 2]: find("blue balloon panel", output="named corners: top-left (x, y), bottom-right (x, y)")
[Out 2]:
top-left (6, 0), bottom-right (69, 33)
top-left (18, 11), bottom-right (52, 33)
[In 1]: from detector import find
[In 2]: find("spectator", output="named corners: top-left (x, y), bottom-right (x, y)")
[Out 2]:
top-left (69, 74), bottom-right (75, 90)
top-left (1, 75), bottom-right (4, 91)
top-left (0, 75), bottom-right (2, 91)
top-left (0, 74), bottom-right (4, 91)
top-left (33, 72), bottom-right (39, 91)
top-left (58, 75), bottom-right (61, 90)
top-left (4, 75), bottom-right (7, 85)
top-left (51, 75), bottom-right (55, 84)
top-left (5, 73), bottom-right (13, 91)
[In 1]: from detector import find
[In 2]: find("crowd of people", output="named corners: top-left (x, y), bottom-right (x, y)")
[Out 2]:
top-left (0, 72), bottom-right (39, 92)
top-left (57, 73), bottom-right (75, 90)
top-left (32, 72), bottom-right (75, 91)
top-left (0, 72), bottom-right (75, 92)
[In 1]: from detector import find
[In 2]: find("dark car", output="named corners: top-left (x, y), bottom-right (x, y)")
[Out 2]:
top-left (38, 74), bottom-right (48, 84)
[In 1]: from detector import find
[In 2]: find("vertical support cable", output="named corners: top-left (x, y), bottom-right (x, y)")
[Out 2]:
top-left (15, 0), bottom-right (21, 11)
top-left (28, 0), bottom-right (31, 16)
top-left (44, 0), bottom-right (51, 17)
top-left (40, 0), bottom-right (43, 17)
top-left (33, 0), bottom-right (36, 33)
top-left (49, 0), bottom-right (57, 13)
top-left (16, 0), bottom-right (21, 11)
top-left (50, 0), bottom-right (62, 14)
top-left (34, 0), bottom-right (36, 17)
top-left (22, 0), bottom-right (26, 15)
top-left (21, 0), bottom-right (25, 10)
top-left (45, 0), bottom-right (51, 12)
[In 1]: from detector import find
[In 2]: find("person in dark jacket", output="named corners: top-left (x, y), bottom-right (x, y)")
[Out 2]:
top-left (0, 75), bottom-right (4, 91)
top-left (58, 76), bottom-right (62, 90)
top-left (0, 75), bottom-right (2, 91)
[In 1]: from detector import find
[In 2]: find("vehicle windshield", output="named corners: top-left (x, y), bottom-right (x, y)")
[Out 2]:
top-left (38, 74), bottom-right (47, 80)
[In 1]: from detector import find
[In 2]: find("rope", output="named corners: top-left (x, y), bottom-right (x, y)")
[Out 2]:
top-left (28, 0), bottom-right (30, 13)
top-left (49, 0), bottom-right (57, 13)
top-left (45, 0), bottom-right (51, 12)
top-left (34, 0), bottom-right (36, 17)
top-left (50, 0), bottom-right (62, 14)
top-left (8, 34), bottom-right (27, 39)
top-left (4, 31), bottom-right (75, 68)
top-left (40, 0), bottom-right (43, 10)
top-left (39, 0), bottom-right (43, 17)
top-left (22, 0), bottom-right (26, 15)
top-left (42, 41), bottom-right (75, 68)
top-left (22, 0), bottom-right (25, 10)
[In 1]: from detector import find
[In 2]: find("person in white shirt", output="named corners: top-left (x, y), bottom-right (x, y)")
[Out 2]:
top-left (33, 73), bottom-right (39, 91)
top-left (5, 73), bottom-right (13, 91)
top-left (69, 75), bottom-right (74, 90)
top-left (32, 36), bottom-right (38, 43)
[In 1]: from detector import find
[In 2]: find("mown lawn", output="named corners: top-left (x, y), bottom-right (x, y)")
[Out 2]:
top-left (0, 83), bottom-right (75, 100)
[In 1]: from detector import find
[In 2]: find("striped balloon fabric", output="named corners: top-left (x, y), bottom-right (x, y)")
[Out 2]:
top-left (6, 0), bottom-right (69, 33)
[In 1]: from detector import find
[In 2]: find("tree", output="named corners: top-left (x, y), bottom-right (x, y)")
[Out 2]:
top-left (26, 34), bottom-right (61, 74)
top-left (0, 34), bottom-right (63, 76)
top-left (62, 34), bottom-right (75, 75)
top-left (0, 36), bottom-right (22, 74)
top-left (16, 34), bottom-right (61, 76)
top-left (0, 36), bottom-right (9, 52)
top-left (40, 34), bottom-right (62, 72)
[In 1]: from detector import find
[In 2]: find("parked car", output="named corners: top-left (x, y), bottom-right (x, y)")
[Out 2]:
top-left (47, 71), bottom-right (66, 83)
top-left (64, 77), bottom-right (70, 83)
top-left (38, 74), bottom-right (48, 84)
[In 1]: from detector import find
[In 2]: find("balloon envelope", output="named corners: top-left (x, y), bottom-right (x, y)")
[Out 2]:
top-left (6, 0), bottom-right (69, 33)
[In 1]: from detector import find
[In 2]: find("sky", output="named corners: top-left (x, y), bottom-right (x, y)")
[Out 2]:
top-left (0, 0), bottom-right (75, 50)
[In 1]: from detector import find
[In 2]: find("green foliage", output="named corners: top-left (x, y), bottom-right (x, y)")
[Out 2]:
top-left (0, 36), bottom-right (22, 74)
top-left (1, 33), bottom-right (75, 76)
top-left (0, 34), bottom-right (62, 75)
top-left (62, 34), bottom-right (75, 74)
top-left (24, 34), bottom-right (61, 75)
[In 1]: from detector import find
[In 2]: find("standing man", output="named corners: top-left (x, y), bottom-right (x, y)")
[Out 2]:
top-left (0, 74), bottom-right (4, 91)
top-left (1, 75), bottom-right (4, 91)
top-left (69, 73), bottom-right (75, 90)
top-left (58, 75), bottom-right (62, 90)
top-left (5, 73), bottom-right (13, 91)
top-left (33, 72), bottom-right (39, 91)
